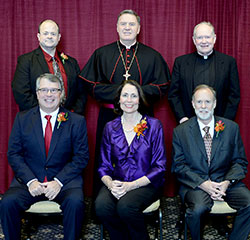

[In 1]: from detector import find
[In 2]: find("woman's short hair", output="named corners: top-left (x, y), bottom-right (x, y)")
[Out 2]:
top-left (114, 79), bottom-right (149, 115)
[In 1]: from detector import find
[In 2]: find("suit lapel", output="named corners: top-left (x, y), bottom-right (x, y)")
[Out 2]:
top-left (31, 107), bottom-right (47, 159)
top-left (210, 116), bottom-right (222, 162)
top-left (35, 47), bottom-right (50, 73)
top-left (57, 51), bottom-right (71, 96)
top-left (185, 53), bottom-right (196, 99)
top-left (189, 118), bottom-right (207, 159)
top-left (46, 108), bottom-right (66, 161)
top-left (213, 51), bottom-right (224, 91)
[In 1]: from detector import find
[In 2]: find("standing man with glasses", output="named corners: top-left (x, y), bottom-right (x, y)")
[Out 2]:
top-left (168, 21), bottom-right (240, 124)
top-left (1, 73), bottom-right (89, 240)
top-left (12, 19), bottom-right (86, 115)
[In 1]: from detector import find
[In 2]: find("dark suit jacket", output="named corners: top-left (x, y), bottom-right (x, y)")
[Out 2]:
top-left (12, 47), bottom-right (86, 115)
top-left (171, 116), bottom-right (248, 198)
top-left (168, 51), bottom-right (240, 121)
top-left (7, 106), bottom-right (89, 190)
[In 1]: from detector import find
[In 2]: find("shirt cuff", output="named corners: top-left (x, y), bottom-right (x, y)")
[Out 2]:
top-left (54, 178), bottom-right (63, 187)
top-left (27, 178), bottom-right (38, 187)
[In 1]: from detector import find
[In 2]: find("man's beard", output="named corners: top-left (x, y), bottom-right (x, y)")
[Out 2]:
top-left (195, 108), bottom-right (214, 122)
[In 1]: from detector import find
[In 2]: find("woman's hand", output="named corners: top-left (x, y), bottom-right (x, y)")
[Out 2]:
top-left (101, 175), bottom-right (150, 200)
top-left (111, 180), bottom-right (136, 199)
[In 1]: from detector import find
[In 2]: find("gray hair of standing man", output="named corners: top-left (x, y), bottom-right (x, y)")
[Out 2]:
top-left (193, 21), bottom-right (215, 38)
top-left (117, 9), bottom-right (141, 24)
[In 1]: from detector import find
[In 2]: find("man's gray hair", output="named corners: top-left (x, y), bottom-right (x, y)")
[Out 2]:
top-left (193, 21), bottom-right (215, 38)
top-left (192, 84), bottom-right (216, 101)
top-left (117, 9), bottom-right (140, 24)
top-left (36, 73), bottom-right (65, 104)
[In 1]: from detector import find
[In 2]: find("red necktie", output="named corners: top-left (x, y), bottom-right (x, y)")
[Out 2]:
top-left (45, 115), bottom-right (52, 157)
top-left (203, 126), bottom-right (212, 165)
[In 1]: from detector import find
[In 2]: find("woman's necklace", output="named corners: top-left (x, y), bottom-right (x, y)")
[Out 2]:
top-left (121, 114), bottom-right (141, 132)
top-left (117, 41), bottom-right (139, 80)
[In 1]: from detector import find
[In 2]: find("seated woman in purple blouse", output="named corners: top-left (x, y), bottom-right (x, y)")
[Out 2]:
top-left (95, 79), bottom-right (167, 240)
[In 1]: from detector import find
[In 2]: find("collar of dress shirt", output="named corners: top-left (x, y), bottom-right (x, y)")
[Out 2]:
top-left (40, 47), bottom-right (60, 61)
top-left (197, 117), bottom-right (215, 138)
top-left (40, 108), bottom-right (60, 135)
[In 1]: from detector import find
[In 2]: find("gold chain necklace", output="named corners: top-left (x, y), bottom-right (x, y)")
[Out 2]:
top-left (117, 41), bottom-right (139, 80)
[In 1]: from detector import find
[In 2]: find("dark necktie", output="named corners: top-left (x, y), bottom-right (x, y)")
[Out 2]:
top-left (203, 126), bottom-right (212, 165)
top-left (52, 57), bottom-right (67, 98)
top-left (45, 115), bottom-right (52, 157)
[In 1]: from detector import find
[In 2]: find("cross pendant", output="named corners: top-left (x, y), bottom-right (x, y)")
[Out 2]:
top-left (123, 70), bottom-right (131, 80)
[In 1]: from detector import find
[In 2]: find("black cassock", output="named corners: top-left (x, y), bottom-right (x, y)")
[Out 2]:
top-left (79, 40), bottom-right (170, 198)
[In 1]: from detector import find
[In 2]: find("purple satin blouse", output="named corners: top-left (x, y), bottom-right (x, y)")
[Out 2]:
top-left (98, 115), bottom-right (167, 188)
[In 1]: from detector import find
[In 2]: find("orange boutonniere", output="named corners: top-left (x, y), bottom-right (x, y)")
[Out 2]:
top-left (57, 112), bottom-right (68, 129)
top-left (60, 52), bottom-right (68, 64)
top-left (134, 117), bottom-right (148, 139)
top-left (215, 120), bottom-right (225, 137)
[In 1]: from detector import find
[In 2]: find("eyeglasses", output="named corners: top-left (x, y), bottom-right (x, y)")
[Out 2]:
top-left (38, 88), bottom-right (61, 94)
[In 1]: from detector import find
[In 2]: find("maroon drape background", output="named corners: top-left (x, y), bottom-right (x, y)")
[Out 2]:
top-left (1, 0), bottom-right (250, 196)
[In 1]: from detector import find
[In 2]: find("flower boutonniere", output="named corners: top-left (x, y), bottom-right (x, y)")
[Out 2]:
top-left (215, 120), bottom-right (225, 137)
top-left (57, 112), bottom-right (68, 129)
top-left (60, 52), bottom-right (68, 64)
top-left (134, 117), bottom-right (148, 139)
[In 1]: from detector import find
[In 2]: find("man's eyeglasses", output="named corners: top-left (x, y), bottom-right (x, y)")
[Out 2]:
top-left (38, 88), bottom-right (61, 94)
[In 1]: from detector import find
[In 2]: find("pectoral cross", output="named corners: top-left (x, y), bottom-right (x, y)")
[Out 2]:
top-left (123, 70), bottom-right (131, 80)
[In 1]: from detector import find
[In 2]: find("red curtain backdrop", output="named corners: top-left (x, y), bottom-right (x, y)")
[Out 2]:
top-left (1, 0), bottom-right (250, 196)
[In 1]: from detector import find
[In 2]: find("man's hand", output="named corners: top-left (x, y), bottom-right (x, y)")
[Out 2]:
top-left (179, 117), bottom-right (189, 124)
top-left (28, 180), bottom-right (44, 197)
top-left (217, 180), bottom-right (230, 196)
top-left (199, 180), bottom-right (226, 201)
top-left (41, 181), bottom-right (61, 200)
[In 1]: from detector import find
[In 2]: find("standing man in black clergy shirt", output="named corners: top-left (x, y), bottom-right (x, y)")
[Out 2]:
top-left (168, 21), bottom-right (240, 124)
top-left (12, 19), bottom-right (86, 115)
top-left (79, 9), bottom-right (170, 199)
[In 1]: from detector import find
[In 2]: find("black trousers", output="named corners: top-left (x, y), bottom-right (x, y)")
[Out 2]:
top-left (0, 186), bottom-right (84, 240)
top-left (183, 182), bottom-right (250, 240)
top-left (95, 184), bottom-right (160, 240)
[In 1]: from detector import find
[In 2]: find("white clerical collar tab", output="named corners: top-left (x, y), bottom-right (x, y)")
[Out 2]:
top-left (197, 50), bottom-right (213, 59)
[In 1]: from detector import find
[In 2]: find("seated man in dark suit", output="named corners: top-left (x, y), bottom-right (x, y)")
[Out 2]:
top-left (172, 84), bottom-right (250, 240)
top-left (12, 19), bottom-right (86, 115)
top-left (0, 73), bottom-right (89, 240)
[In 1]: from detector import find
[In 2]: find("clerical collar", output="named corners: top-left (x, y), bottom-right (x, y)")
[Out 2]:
top-left (197, 50), bottom-right (214, 60)
top-left (119, 40), bottom-right (137, 49)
